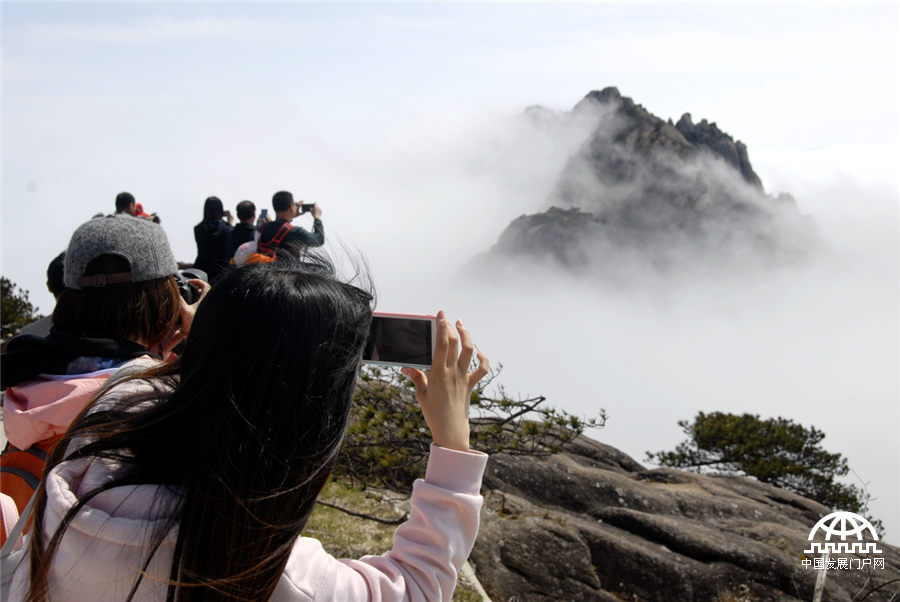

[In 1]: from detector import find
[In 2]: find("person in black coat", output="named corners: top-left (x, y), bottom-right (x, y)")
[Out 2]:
top-left (257, 191), bottom-right (324, 257)
top-left (193, 196), bottom-right (233, 281)
top-left (230, 200), bottom-right (258, 257)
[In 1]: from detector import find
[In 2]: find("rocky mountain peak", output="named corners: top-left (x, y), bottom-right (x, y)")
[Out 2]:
top-left (469, 87), bottom-right (815, 280)
top-left (580, 86), bottom-right (624, 107)
top-left (575, 89), bottom-right (761, 189)
top-left (675, 112), bottom-right (762, 189)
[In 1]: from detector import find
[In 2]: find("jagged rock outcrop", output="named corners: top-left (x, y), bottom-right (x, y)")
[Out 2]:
top-left (471, 87), bottom-right (816, 279)
top-left (675, 113), bottom-right (762, 190)
top-left (470, 436), bottom-right (900, 601)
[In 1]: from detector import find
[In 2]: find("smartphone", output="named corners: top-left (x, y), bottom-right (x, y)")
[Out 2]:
top-left (300, 203), bottom-right (315, 214)
top-left (259, 209), bottom-right (268, 221)
top-left (363, 312), bottom-right (435, 369)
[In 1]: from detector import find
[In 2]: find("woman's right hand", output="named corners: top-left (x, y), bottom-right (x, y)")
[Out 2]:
top-left (401, 310), bottom-right (489, 452)
top-left (178, 278), bottom-right (211, 338)
top-left (159, 279), bottom-right (211, 359)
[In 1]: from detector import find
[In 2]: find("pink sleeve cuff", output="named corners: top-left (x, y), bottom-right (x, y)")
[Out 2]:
top-left (423, 443), bottom-right (488, 495)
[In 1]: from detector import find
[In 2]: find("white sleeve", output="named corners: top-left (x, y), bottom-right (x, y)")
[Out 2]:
top-left (272, 445), bottom-right (487, 602)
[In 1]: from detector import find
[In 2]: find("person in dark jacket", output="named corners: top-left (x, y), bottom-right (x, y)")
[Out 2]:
top-left (193, 196), bottom-right (234, 281)
top-left (7, 252), bottom-right (66, 342)
top-left (257, 191), bottom-right (324, 257)
top-left (229, 200), bottom-right (258, 257)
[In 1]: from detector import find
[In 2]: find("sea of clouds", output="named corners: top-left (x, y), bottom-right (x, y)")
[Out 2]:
top-left (4, 100), bottom-right (897, 541)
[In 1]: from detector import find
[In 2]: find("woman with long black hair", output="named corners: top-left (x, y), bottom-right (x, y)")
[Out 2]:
top-left (8, 255), bottom-right (489, 601)
top-left (192, 196), bottom-right (234, 281)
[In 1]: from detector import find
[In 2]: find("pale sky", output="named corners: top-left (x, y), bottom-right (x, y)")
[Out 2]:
top-left (2, 2), bottom-right (899, 540)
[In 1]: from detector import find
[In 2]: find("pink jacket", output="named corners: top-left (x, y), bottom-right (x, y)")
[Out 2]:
top-left (7, 444), bottom-right (487, 601)
top-left (2, 370), bottom-right (118, 450)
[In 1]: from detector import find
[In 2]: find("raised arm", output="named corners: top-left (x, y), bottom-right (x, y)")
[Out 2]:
top-left (273, 312), bottom-right (490, 601)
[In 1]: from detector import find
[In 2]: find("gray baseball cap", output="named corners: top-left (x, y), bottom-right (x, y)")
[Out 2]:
top-left (64, 215), bottom-right (178, 289)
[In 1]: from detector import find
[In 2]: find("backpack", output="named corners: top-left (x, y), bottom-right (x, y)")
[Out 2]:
top-left (0, 437), bottom-right (59, 515)
top-left (256, 221), bottom-right (294, 258)
top-left (1, 491), bottom-right (34, 595)
top-left (0, 492), bottom-right (21, 547)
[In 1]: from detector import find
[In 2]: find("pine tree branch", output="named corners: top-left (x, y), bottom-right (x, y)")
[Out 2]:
top-left (315, 499), bottom-right (407, 525)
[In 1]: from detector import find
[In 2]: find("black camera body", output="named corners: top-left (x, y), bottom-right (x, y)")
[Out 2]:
top-left (174, 269), bottom-right (208, 304)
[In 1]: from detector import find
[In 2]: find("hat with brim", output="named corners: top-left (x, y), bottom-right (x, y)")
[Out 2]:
top-left (64, 215), bottom-right (178, 289)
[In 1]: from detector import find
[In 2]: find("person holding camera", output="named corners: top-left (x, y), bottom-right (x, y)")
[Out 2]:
top-left (7, 253), bottom-right (490, 601)
top-left (229, 200), bottom-right (258, 257)
top-left (1, 216), bottom-right (207, 515)
top-left (193, 196), bottom-right (234, 282)
top-left (257, 190), bottom-right (324, 257)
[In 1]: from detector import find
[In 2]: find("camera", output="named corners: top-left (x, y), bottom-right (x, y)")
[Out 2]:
top-left (363, 313), bottom-right (436, 369)
top-left (174, 269), bottom-right (208, 304)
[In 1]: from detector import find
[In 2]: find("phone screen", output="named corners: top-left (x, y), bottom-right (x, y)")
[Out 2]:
top-left (363, 314), bottom-right (434, 369)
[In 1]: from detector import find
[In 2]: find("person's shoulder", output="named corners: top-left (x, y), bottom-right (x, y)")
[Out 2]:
top-left (263, 218), bottom-right (291, 234)
top-left (264, 218), bottom-right (288, 228)
top-left (87, 358), bottom-right (169, 412)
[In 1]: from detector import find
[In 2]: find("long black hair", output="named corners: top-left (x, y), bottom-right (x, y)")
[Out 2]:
top-left (28, 254), bottom-right (374, 601)
top-left (202, 196), bottom-right (225, 221)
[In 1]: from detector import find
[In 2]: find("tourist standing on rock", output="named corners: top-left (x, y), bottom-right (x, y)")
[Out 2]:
top-left (229, 200), bottom-right (258, 257)
top-left (7, 254), bottom-right (489, 601)
top-left (192, 195), bottom-right (234, 281)
top-left (1, 216), bottom-right (207, 516)
top-left (257, 190), bottom-right (324, 258)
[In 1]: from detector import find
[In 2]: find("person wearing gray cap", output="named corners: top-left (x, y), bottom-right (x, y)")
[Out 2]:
top-left (0, 216), bottom-right (208, 515)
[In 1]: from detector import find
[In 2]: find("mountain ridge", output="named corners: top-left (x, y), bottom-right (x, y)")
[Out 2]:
top-left (472, 87), bottom-right (814, 280)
